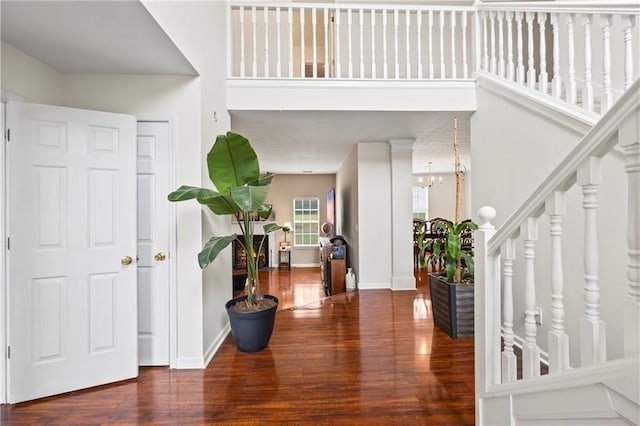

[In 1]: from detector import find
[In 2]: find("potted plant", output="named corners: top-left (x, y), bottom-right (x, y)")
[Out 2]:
top-left (425, 118), bottom-right (478, 338)
top-left (168, 131), bottom-right (281, 353)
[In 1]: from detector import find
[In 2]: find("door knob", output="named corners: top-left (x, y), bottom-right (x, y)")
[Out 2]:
top-left (154, 252), bottom-right (167, 262)
top-left (121, 256), bottom-right (133, 266)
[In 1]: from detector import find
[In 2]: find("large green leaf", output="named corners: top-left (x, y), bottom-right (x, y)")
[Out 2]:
top-left (445, 257), bottom-right (457, 282)
top-left (168, 185), bottom-right (203, 201)
top-left (198, 192), bottom-right (240, 215)
top-left (446, 234), bottom-right (461, 260)
top-left (257, 204), bottom-right (273, 220)
top-left (208, 132), bottom-right (259, 194)
top-left (230, 185), bottom-right (269, 212)
top-left (252, 172), bottom-right (275, 186)
top-left (262, 222), bottom-right (281, 234)
top-left (462, 252), bottom-right (475, 276)
top-left (198, 235), bottom-right (237, 269)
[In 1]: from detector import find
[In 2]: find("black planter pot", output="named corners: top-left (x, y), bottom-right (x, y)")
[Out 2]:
top-left (428, 273), bottom-right (474, 339)
top-left (225, 294), bottom-right (279, 353)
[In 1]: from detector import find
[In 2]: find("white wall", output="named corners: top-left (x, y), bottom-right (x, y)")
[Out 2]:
top-left (416, 171), bottom-right (472, 220)
top-left (356, 142), bottom-right (393, 289)
top-left (1, 41), bottom-right (62, 104)
top-left (142, 0), bottom-right (233, 367)
top-left (337, 143), bottom-right (359, 279)
top-left (471, 83), bottom-right (627, 365)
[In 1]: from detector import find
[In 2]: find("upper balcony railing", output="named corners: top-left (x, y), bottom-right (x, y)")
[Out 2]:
top-left (228, 2), bottom-right (475, 80)
top-left (477, 1), bottom-right (640, 116)
top-left (228, 1), bottom-right (639, 116)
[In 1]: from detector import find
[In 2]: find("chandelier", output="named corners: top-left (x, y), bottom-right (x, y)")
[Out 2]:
top-left (418, 162), bottom-right (442, 188)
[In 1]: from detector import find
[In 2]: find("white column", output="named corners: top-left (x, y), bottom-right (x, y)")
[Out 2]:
top-left (417, 11), bottom-right (423, 79)
top-left (551, 13), bottom-right (562, 99)
top-left (501, 238), bottom-right (517, 383)
top-left (407, 10), bottom-right (412, 79)
top-left (497, 11), bottom-right (505, 78)
top-left (521, 218), bottom-right (541, 379)
top-left (526, 12), bottom-right (536, 90)
top-left (312, 8), bottom-right (318, 78)
top-left (264, 7), bottom-right (270, 77)
top-left (389, 139), bottom-right (416, 291)
top-left (252, 7), bottom-right (257, 77)
top-left (324, 9), bottom-right (329, 78)
top-left (239, 7), bottom-right (246, 78)
top-left (347, 9), bottom-right (353, 79)
top-left (450, 11), bottom-right (457, 79)
top-left (546, 191), bottom-right (571, 373)
top-left (583, 15), bottom-right (594, 112)
top-left (489, 11), bottom-right (497, 74)
top-left (601, 15), bottom-right (613, 112)
top-left (506, 12), bottom-right (514, 82)
top-left (382, 10), bottom-right (388, 79)
top-left (567, 14), bottom-right (577, 105)
top-left (439, 11), bottom-right (446, 78)
top-left (371, 11), bottom-right (377, 79)
top-left (516, 12), bottom-right (525, 85)
top-left (620, 112), bottom-right (640, 357)
top-left (431, 11), bottom-right (437, 78)
top-left (360, 9), bottom-right (365, 79)
top-left (276, 7), bottom-right (282, 78)
top-left (288, 8), bottom-right (294, 77)
top-left (462, 11), bottom-right (468, 79)
top-left (300, 9), bottom-right (306, 77)
top-left (577, 157), bottom-right (606, 365)
top-left (395, 10), bottom-right (400, 79)
top-left (538, 12), bottom-right (548, 94)
top-left (622, 16), bottom-right (636, 90)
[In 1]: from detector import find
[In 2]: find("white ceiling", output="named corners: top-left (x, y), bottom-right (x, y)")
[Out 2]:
top-left (0, 0), bottom-right (196, 75)
top-left (231, 110), bottom-right (472, 175)
top-left (1, 0), bottom-right (471, 175)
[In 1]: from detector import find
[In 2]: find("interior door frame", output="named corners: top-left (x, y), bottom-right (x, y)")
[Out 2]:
top-left (136, 114), bottom-right (178, 369)
top-left (1, 90), bottom-right (24, 404)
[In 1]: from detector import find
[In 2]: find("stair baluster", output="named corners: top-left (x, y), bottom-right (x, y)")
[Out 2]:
top-left (546, 191), bottom-right (571, 373)
top-left (521, 218), bottom-right (541, 378)
top-left (501, 238), bottom-right (518, 382)
top-left (578, 157), bottom-right (607, 365)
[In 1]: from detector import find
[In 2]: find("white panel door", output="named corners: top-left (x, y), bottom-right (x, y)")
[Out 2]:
top-left (6, 102), bottom-right (137, 403)
top-left (136, 121), bottom-right (170, 366)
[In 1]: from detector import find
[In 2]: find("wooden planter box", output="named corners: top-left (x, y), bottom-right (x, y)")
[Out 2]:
top-left (428, 273), bottom-right (474, 339)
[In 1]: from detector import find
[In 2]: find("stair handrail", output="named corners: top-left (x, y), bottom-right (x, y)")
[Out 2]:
top-left (486, 77), bottom-right (640, 257)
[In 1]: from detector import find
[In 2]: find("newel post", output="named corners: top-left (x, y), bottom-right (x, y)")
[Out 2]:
top-left (474, 206), bottom-right (498, 421)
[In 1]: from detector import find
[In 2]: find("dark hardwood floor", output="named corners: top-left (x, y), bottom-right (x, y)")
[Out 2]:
top-left (1, 267), bottom-right (475, 425)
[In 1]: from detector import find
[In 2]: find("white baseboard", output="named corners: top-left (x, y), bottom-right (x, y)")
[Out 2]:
top-left (358, 282), bottom-right (391, 290)
top-left (175, 323), bottom-right (231, 369)
top-left (175, 356), bottom-right (206, 369)
top-left (203, 323), bottom-right (231, 368)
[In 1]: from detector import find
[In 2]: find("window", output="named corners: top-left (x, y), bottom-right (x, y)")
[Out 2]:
top-left (293, 198), bottom-right (320, 247)
top-left (412, 186), bottom-right (429, 220)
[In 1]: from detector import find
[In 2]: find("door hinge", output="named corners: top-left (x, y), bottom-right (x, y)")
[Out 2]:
top-left (6, 128), bottom-right (10, 142)
top-left (7, 346), bottom-right (10, 359)
top-left (6, 237), bottom-right (10, 250)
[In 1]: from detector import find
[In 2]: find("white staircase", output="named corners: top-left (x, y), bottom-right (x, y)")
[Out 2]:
top-left (474, 77), bottom-right (640, 425)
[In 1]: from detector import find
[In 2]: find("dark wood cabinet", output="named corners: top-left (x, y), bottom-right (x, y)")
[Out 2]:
top-left (320, 241), bottom-right (347, 296)
top-left (329, 258), bottom-right (346, 295)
